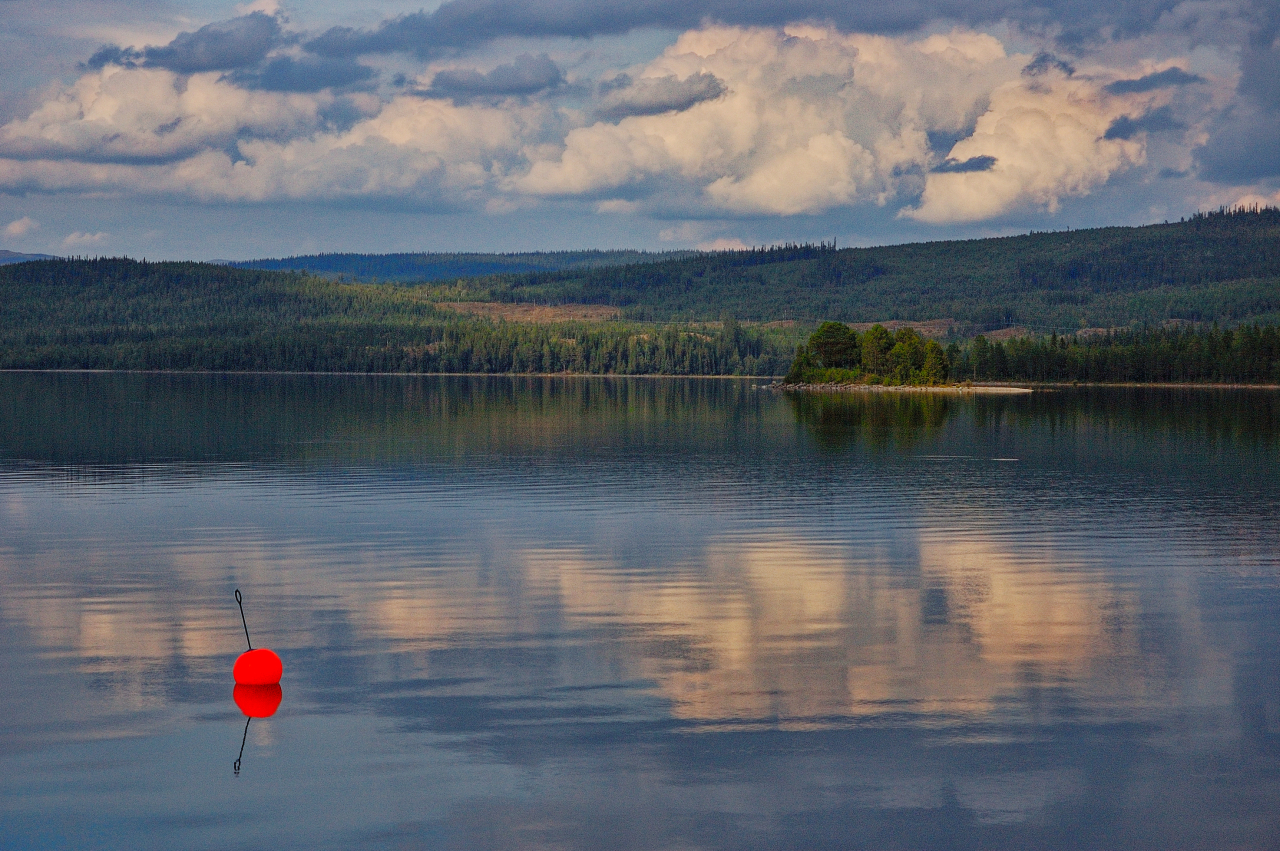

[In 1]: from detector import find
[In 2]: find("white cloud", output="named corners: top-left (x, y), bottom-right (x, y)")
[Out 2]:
top-left (62, 231), bottom-right (108, 248)
top-left (704, 132), bottom-right (875, 214)
top-left (0, 66), bottom-right (331, 163)
top-left (0, 85), bottom-right (537, 205)
top-left (1232, 189), bottom-right (1280, 209)
top-left (905, 74), bottom-right (1148, 223)
top-left (158, 95), bottom-right (532, 203)
top-left (0, 22), bottom-right (1222, 227)
top-left (697, 237), bottom-right (750, 250)
top-left (236, 0), bottom-right (283, 16)
top-left (517, 27), bottom-right (1030, 214)
top-left (4, 216), bottom-right (37, 236)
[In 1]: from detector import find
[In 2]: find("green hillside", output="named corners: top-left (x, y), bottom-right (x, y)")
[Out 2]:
top-left (0, 258), bottom-right (790, 374)
top-left (229, 249), bottom-right (694, 282)
top-left (1, 208), bottom-right (1278, 376)
top-left (445, 207), bottom-right (1280, 330)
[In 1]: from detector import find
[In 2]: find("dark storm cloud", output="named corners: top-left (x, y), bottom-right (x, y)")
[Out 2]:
top-left (143, 12), bottom-right (283, 73)
top-left (932, 155), bottom-right (997, 173)
top-left (84, 44), bottom-right (141, 70)
top-left (1195, 107), bottom-right (1280, 181)
top-left (305, 0), bottom-right (1192, 60)
top-left (1238, 41), bottom-right (1280, 113)
top-left (1195, 10), bottom-right (1280, 181)
top-left (232, 56), bottom-right (376, 92)
top-left (1022, 51), bottom-right (1075, 77)
top-left (1103, 106), bottom-right (1183, 140)
top-left (1105, 67), bottom-right (1205, 94)
top-left (595, 72), bottom-right (725, 121)
top-left (425, 54), bottom-right (563, 100)
top-left (85, 13), bottom-right (285, 73)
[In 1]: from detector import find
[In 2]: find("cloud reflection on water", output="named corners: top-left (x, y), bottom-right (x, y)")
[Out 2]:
top-left (1, 375), bottom-right (1278, 849)
top-left (0, 488), bottom-right (1238, 731)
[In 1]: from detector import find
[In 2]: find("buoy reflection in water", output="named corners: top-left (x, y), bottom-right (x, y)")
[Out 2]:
top-left (233, 685), bottom-right (282, 775)
top-left (234, 684), bottom-right (283, 718)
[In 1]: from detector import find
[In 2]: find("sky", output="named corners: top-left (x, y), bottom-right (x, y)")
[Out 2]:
top-left (0, 0), bottom-right (1278, 259)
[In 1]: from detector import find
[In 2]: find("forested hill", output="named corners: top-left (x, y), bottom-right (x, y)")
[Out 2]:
top-left (451, 207), bottom-right (1280, 330)
top-left (2, 207), bottom-right (1279, 375)
top-left (229, 249), bottom-right (695, 282)
top-left (0, 258), bottom-right (791, 374)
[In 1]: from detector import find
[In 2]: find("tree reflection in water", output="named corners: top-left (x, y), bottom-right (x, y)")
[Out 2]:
top-left (788, 390), bottom-right (955, 451)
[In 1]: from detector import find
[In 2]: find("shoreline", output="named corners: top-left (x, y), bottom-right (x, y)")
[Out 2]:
top-left (0, 368), bottom-right (778, 380)
top-left (1026, 380), bottom-right (1280, 390)
top-left (773, 379), bottom-right (1280, 393)
top-left (772, 381), bottom-right (1034, 394)
top-left (1, 369), bottom-right (1277, 389)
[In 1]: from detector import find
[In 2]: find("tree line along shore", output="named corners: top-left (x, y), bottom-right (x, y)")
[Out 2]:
top-left (783, 322), bottom-right (1280, 386)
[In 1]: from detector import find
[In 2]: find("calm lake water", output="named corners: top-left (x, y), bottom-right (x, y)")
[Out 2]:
top-left (2, 373), bottom-right (1279, 850)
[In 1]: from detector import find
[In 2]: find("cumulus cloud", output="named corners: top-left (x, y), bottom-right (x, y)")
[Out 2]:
top-left (426, 54), bottom-right (564, 100)
top-left (906, 70), bottom-right (1147, 223)
top-left (5, 216), bottom-right (37, 236)
top-left (0, 66), bottom-right (334, 163)
top-left (62, 231), bottom-right (107, 248)
top-left (518, 26), bottom-right (1031, 214)
top-left (0, 90), bottom-right (532, 207)
top-left (0, 18), bottom-right (1235, 226)
top-left (596, 72), bottom-right (726, 120)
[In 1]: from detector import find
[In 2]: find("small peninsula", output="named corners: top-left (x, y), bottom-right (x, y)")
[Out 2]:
top-left (779, 319), bottom-right (1280, 389)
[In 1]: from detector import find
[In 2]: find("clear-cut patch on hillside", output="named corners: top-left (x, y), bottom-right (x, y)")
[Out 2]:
top-left (435, 302), bottom-right (623, 322)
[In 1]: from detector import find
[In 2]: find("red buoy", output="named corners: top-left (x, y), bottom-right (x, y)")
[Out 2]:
top-left (232, 589), bottom-right (282, 685)
top-left (234, 683), bottom-right (283, 717)
top-left (233, 648), bottom-right (283, 685)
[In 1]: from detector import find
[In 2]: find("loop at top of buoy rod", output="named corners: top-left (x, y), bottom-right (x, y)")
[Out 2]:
top-left (235, 588), bottom-right (252, 650)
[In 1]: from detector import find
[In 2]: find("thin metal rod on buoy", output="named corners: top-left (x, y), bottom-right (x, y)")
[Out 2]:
top-left (235, 589), bottom-right (253, 650)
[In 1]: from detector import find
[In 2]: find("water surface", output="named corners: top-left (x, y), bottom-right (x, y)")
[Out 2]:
top-left (2, 374), bottom-right (1279, 849)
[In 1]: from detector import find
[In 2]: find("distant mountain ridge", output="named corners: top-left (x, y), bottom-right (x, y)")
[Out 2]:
top-left (0, 250), bottom-right (57, 265)
top-left (228, 249), bottom-right (697, 283)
